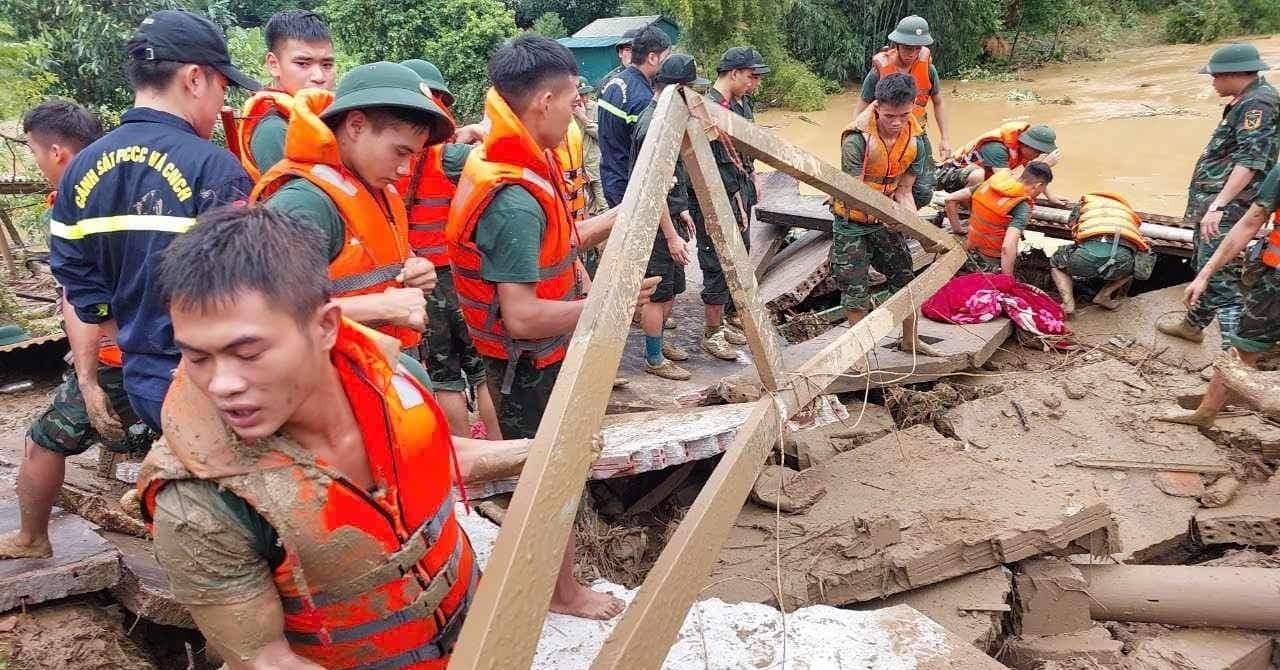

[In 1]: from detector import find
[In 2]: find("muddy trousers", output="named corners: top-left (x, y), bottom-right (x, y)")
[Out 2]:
top-left (1187, 201), bottom-right (1246, 349)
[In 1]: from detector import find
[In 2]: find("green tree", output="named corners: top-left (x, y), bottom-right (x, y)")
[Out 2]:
top-left (319, 0), bottom-right (517, 121)
top-left (3, 0), bottom-right (180, 114)
top-left (0, 21), bottom-right (57, 119)
top-left (531, 11), bottom-right (568, 38)
top-left (228, 0), bottom-right (320, 28)
top-left (515, 0), bottom-right (622, 33)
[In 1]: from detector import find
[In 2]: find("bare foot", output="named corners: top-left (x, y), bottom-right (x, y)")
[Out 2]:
top-left (898, 338), bottom-right (946, 358)
top-left (549, 583), bottom-right (626, 620)
top-left (1155, 408), bottom-right (1217, 428)
top-left (1061, 299), bottom-right (1076, 317)
top-left (1091, 295), bottom-right (1121, 310)
top-left (0, 529), bottom-right (52, 559)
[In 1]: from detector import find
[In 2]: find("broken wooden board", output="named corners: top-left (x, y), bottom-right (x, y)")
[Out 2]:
top-left (1194, 475), bottom-right (1280, 547)
top-left (1122, 628), bottom-right (1274, 670)
top-left (1201, 414), bottom-right (1280, 460)
top-left (705, 424), bottom-right (1119, 609)
top-left (757, 231), bottom-right (831, 310)
top-left (938, 358), bottom-right (1229, 562)
top-left (746, 170), bottom-right (798, 278)
top-left (0, 507), bottom-right (119, 612)
top-left (703, 317), bottom-right (1013, 404)
top-left (850, 566), bottom-right (1012, 654)
top-left (101, 531), bottom-right (194, 629)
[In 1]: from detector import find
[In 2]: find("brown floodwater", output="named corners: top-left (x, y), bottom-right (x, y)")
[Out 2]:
top-left (757, 34), bottom-right (1280, 216)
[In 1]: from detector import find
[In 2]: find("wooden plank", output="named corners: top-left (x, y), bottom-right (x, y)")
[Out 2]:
top-left (746, 219), bottom-right (783, 279)
top-left (447, 85), bottom-right (691, 670)
top-left (680, 118), bottom-right (783, 391)
top-left (693, 95), bottom-right (947, 251)
top-left (1063, 458), bottom-right (1231, 475)
top-left (591, 246), bottom-right (967, 670)
top-left (0, 208), bottom-right (16, 278)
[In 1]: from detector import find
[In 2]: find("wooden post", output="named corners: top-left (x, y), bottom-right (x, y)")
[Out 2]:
top-left (0, 209), bottom-right (16, 278)
top-left (588, 96), bottom-right (965, 670)
top-left (680, 116), bottom-right (784, 391)
top-left (447, 87), bottom-right (691, 670)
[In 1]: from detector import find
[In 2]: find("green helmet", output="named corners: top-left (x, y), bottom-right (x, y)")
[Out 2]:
top-left (322, 62), bottom-right (454, 145)
top-left (399, 59), bottom-right (454, 106)
top-left (1019, 124), bottom-right (1058, 154)
top-left (1199, 43), bottom-right (1270, 75)
top-left (888, 15), bottom-right (933, 47)
top-left (577, 76), bottom-right (595, 96)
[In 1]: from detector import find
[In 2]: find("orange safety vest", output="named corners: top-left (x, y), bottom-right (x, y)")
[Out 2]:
top-left (948, 121), bottom-right (1031, 179)
top-left (871, 47), bottom-right (933, 123)
top-left (403, 146), bottom-right (455, 268)
top-left (967, 170), bottom-right (1033, 259)
top-left (138, 319), bottom-right (474, 670)
top-left (1073, 192), bottom-right (1151, 253)
top-left (553, 122), bottom-right (588, 221)
top-left (831, 103), bottom-right (922, 223)
top-left (447, 88), bottom-right (582, 391)
top-left (237, 89), bottom-right (294, 182)
top-left (249, 89), bottom-right (420, 349)
top-left (49, 191), bottom-right (123, 368)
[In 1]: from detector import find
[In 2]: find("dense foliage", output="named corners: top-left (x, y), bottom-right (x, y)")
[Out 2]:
top-left (1163, 0), bottom-right (1280, 43)
top-left (319, 0), bottom-right (517, 121)
top-left (531, 11), bottom-right (569, 39)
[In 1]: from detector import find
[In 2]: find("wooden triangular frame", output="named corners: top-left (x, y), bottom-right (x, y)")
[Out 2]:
top-left (448, 86), bottom-right (966, 670)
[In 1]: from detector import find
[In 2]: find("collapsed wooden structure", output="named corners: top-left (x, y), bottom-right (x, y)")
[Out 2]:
top-left (448, 85), bottom-right (964, 669)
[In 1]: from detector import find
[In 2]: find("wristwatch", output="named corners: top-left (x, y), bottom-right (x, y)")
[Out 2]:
top-left (1208, 203), bottom-right (1224, 213)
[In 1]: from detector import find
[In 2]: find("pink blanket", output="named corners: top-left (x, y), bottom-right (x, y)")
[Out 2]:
top-left (922, 272), bottom-right (1069, 336)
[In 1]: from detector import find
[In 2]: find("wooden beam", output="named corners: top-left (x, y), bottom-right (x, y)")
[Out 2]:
top-left (680, 116), bottom-right (784, 391)
top-left (592, 230), bottom-right (966, 670)
top-left (694, 95), bottom-right (953, 253)
top-left (447, 87), bottom-right (691, 670)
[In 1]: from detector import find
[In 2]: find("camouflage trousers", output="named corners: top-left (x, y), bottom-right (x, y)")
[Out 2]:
top-left (1050, 241), bottom-right (1136, 281)
top-left (692, 199), bottom-right (748, 306)
top-left (830, 225), bottom-right (915, 312)
top-left (483, 356), bottom-right (561, 439)
top-left (416, 268), bottom-right (486, 393)
top-left (1186, 194), bottom-right (1246, 347)
top-left (1225, 258), bottom-right (1280, 353)
top-left (28, 364), bottom-right (142, 456)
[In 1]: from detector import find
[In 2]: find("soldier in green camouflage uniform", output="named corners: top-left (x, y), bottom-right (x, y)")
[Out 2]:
top-left (1158, 43), bottom-right (1278, 348)
top-left (832, 72), bottom-right (944, 357)
top-left (1161, 163), bottom-right (1280, 428)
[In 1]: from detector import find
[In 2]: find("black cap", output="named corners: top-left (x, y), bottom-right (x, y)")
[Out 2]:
top-left (127, 10), bottom-right (261, 91)
top-left (617, 28), bottom-right (640, 47)
top-left (716, 46), bottom-right (770, 74)
top-left (656, 53), bottom-right (710, 87)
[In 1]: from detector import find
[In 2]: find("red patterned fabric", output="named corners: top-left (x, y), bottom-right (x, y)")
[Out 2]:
top-left (923, 272), bottom-right (1069, 336)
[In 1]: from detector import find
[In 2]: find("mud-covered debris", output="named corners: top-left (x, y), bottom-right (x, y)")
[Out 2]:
top-left (1199, 475), bottom-right (1241, 508)
top-left (749, 465), bottom-right (827, 514)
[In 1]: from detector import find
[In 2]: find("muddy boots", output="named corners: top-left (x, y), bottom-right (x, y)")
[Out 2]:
top-left (1157, 318), bottom-right (1205, 343)
top-left (1050, 268), bottom-right (1076, 316)
top-left (702, 327), bottom-right (740, 361)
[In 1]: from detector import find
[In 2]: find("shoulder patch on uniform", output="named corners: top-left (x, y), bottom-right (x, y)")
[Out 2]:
top-left (1244, 109), bottom-right (1263, 130)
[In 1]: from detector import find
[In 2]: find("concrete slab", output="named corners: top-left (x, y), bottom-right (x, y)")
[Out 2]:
top-left (1123, 628), bottom-right (1274, 670)
top-left (1002, 627), bottom-right (1123, 670)
top-left (705, 424), bottom-right (1119, 609)
top-left (101, 531), bottom-right (194, 629)
top-left (852, 566), bottom-right (1013, 654)
top-left (0, 507), bottom-right (119, 612)
top-left (705, 317), bottom-right (1013, 404)
top-left (1014, 559), bottom-right (1092, 637)
top-left (1069, 285), bottom-right (1223, 372)
top-left (938, 358), bottom-right (1228, 562)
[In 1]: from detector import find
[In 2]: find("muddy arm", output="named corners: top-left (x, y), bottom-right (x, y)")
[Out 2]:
top-left (1215, 353), bottom-right (1280, 418)
top-left (188, 591), bottom-right (325, 670)
top-left (455, 436), bottom-right (531, 484)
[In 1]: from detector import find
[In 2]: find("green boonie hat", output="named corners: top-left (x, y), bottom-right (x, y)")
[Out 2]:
top-left (1199, 43), bottom-right (1271, 75)
top-left (1019, 124), bottom-right (1057, 154)
top-left (0, 324), bottom-right (29, 347)
top-left (888, 15), bottom-right (933, 47)
top-left (577, 76), bottom-right (595, 95)
top-left (322, 62), bottom-right (454, 145)
top-left (400, 59), bottom-right (454, 107)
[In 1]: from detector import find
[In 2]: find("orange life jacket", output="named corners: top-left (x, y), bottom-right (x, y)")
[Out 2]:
top-left (1073, 191), bottom-right (1150, 253)
top-left (831, 102), bottom-right (922, 223)
top-left (967, 170), bottom-right (1033, 259)
top-left (138, 319), bottom-right (475, 670)
top-left (948, 121), bottom-right (1031, 179)
top-left (447, 88), bottom-right (583, 392)
top-left (249, 89), bottom-right (419, 349)
top-left (49, 191), bottom-right (123, 368)
top-left (871, 47), bottom-right (933, 123)
top-left (403, 146), bottom-right (455, 268)
top-left (553, 122), bottom-right (588, 221)
top-left (237, 89), bottom-right (294, 182)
